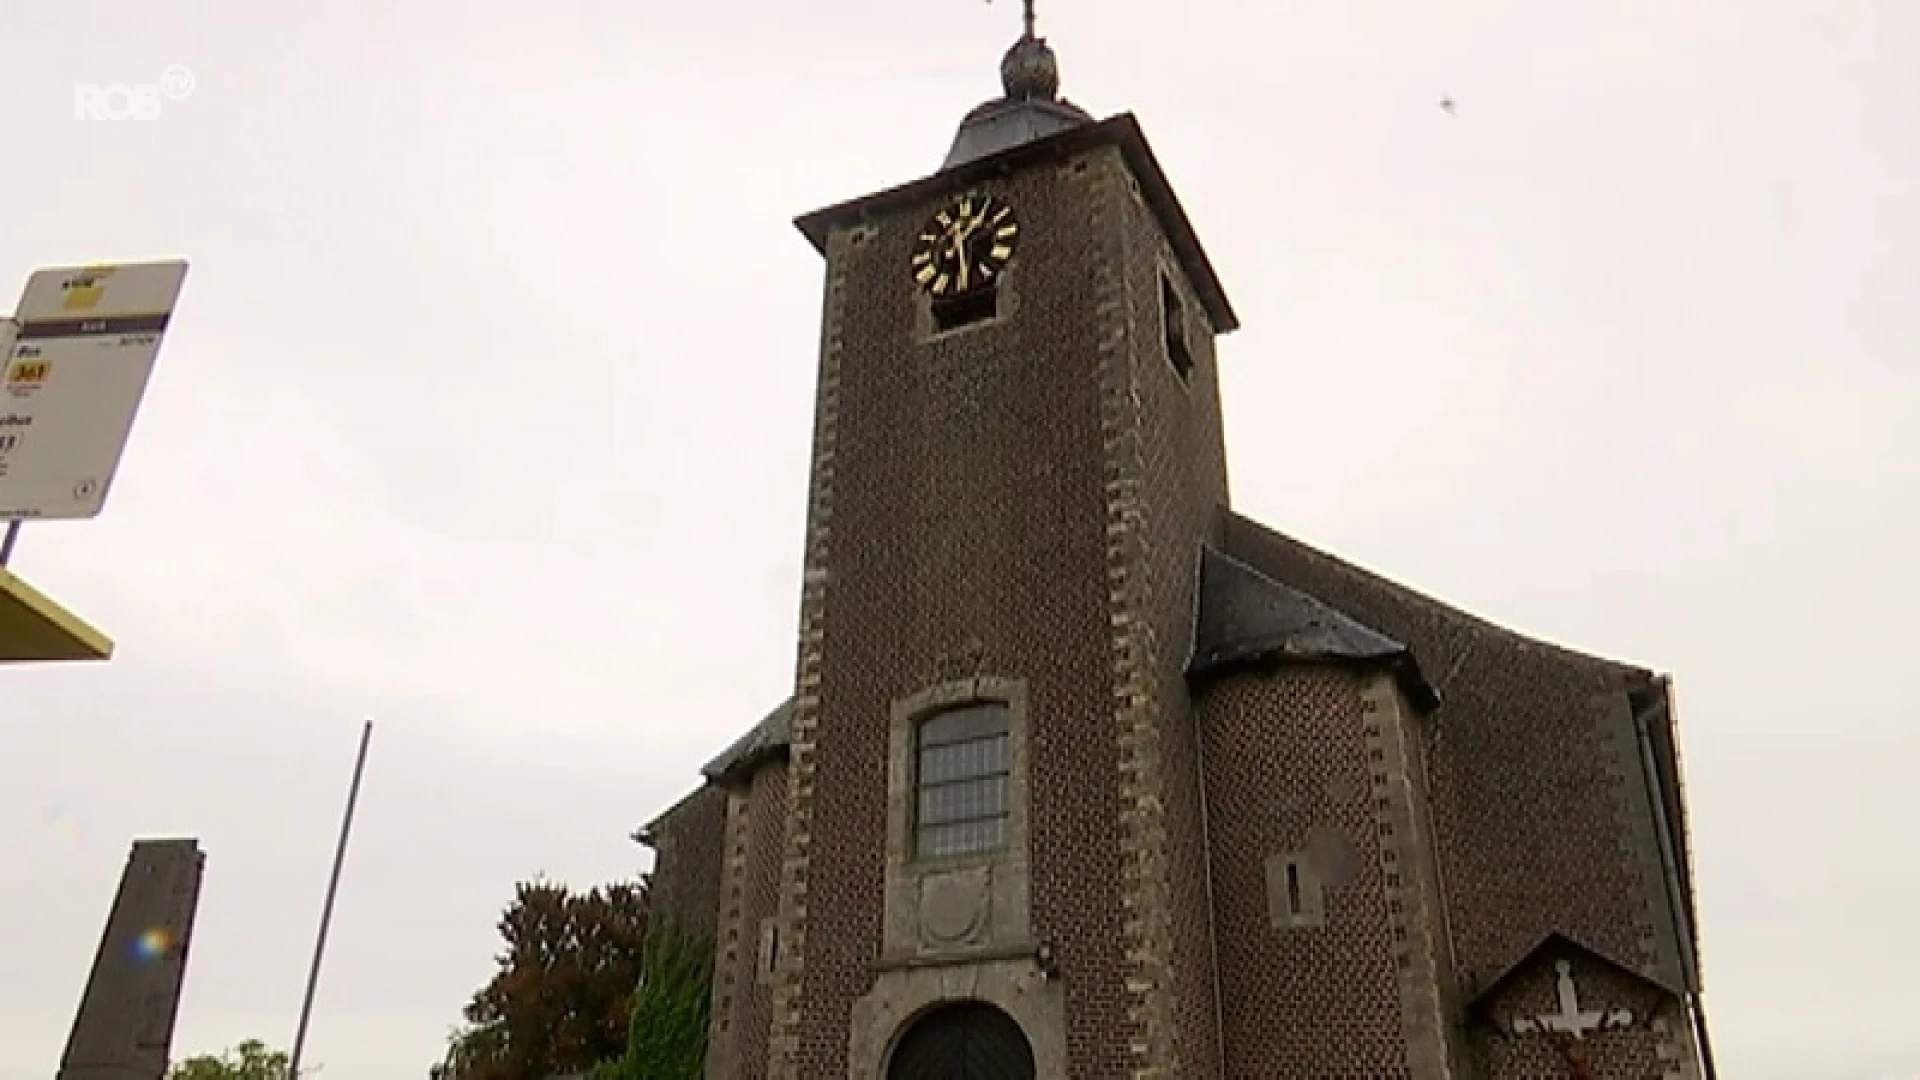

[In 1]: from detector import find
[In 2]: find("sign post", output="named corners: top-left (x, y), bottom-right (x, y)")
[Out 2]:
top-left (1, 259), bottom-right (188, 526)
top-left (0, 258), bottom-right (187, 663)
top-left (0, 318), bottom-right (15, 565)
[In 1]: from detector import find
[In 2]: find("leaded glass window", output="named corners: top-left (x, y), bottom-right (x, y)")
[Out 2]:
top-left (915, 702), bottom-right (1011, 858)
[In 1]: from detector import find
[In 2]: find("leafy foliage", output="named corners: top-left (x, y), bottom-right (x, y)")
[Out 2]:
top-left (435, 880), bottom-right (649, 1080)
top-left (168, 1040), bottom-right (290, 1080)
top-left (588, 921), bottom-right (713, 1080)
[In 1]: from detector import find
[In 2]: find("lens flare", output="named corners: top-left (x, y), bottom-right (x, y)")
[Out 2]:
top-left (132, 928), bottom-right (172, 961)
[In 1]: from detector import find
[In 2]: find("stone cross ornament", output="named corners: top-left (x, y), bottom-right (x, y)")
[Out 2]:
top-left (1508, 960), bottom-right (1635, 1039)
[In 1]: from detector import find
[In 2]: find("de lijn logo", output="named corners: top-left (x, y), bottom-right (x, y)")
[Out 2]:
top-left (74, 65), bottom-right (195, 122)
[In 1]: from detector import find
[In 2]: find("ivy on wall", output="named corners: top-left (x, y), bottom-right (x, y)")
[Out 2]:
top-left (591, 921), bottom-right (713, 1080)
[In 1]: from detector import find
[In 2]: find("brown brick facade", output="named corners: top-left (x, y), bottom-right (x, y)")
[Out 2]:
top-left (1217, 514), bottom-right (1708, 1074)
top-left (1101, 149), bottom-right (1232, 1077)
top-left (640, 785), bottom-right (726, 944)
top-left (1217, 515), bottom-right (1699, 997)
top-left (705, 763), bottom-right (788, 1079)
top-left (1199, 668), bottom-right (1453, 1077)
top-left (766, 147), bottom-right (1187, 1077)
top-left (634, 66), bottom-right (1711, 1079)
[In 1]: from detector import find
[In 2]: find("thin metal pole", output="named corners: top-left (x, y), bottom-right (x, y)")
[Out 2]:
top-left (0, 520), bottom-right (19, 566)
top-left (289, 719), bottom-right (373, 1080)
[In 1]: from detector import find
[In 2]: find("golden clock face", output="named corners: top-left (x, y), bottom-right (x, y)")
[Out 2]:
top-left (910, 194), bottom-right (1019, 298)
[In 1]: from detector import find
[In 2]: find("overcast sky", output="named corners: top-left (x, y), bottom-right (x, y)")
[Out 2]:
top-left (0, 0), bottom-right (1913, 1077)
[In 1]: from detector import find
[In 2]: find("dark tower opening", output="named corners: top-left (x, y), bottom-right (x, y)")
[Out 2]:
top-left (1161, 272), bottom-right (1192, 380)
top-left (933, 289), bottom-right (999, 332)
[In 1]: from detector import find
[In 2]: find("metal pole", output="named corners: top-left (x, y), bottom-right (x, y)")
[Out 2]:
top-left (289, 719), bottom-right (373, 1080)
top-left (0, 520), bottom-right (19, 566)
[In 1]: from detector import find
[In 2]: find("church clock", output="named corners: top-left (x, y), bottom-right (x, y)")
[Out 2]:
top-left (910, 194), bottom-right (1019, 297)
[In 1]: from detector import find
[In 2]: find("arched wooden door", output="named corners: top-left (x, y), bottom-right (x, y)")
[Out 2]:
top-left (886, 1000), bottom-right (1036, 1080)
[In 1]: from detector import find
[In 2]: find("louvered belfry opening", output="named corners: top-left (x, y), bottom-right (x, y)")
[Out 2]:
top-left (887, 1001), bottom-right (1037, 1080)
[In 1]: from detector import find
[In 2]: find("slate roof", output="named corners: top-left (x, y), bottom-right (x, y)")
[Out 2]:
top-left (1188, 545), bottom-right (1440, 712)
top-left (701, 697), bottom-right (793, 786)
top-left (944, 95), bottom-right (1093, 171)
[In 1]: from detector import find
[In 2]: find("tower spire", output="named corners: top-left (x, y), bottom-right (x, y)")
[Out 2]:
top-left (942, 0), bottom-right (1087, 168)
top-left (991, 0), bottom-right (1059, 101)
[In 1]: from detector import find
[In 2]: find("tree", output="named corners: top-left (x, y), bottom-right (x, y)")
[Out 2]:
top-left (168, 1040), bottom-right (290, 1080)
top-left (437, 880), bottom-right (650, 1080)
top-left (587, 919), bottom-right (712, 1080)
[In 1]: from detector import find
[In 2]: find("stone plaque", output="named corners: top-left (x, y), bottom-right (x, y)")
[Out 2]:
top-left (917, 866), bottom-right (992, 948)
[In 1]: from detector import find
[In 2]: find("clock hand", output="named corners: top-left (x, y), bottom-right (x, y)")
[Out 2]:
top-left (951, 229), bottom-right (970, 290)
top-left (952, 211), bottom-right (992, 287)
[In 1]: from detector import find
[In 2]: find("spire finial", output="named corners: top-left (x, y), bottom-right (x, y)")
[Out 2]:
top-left (992, 0), bottom-right (1059, 99)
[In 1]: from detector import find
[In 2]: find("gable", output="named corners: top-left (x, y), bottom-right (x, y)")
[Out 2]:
top-left (1467, 931), bottom-right (1681, 1022)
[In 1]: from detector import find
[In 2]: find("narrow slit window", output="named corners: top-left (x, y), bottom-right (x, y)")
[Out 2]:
top-left (1161, 272), bottom-right (1193, 380)
top-left (1267, 852), bottom-right (1326, 929)
top-left (757, 919), bottom-right (779, 984)
top-left (914, 702), bottom-right (1012, 859)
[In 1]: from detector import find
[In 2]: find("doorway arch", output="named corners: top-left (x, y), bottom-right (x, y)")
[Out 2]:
top-left (886, 999), bottom-right (1037, 1080)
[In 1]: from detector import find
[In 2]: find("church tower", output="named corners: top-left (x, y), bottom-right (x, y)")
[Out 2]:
top-left (653, 8), bottom-right (1717, 1079)
top-left (762, 10), bottom-right (1237, 1078)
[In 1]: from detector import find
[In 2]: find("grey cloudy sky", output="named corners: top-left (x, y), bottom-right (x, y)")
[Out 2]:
top-left (1, 0), bottom-right (1914, 1076)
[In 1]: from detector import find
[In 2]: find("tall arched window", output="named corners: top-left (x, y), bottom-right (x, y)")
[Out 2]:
top-left (887, 1000), bottom-right (1036, 1080)
top-left (915, 702), bottom-right (1011, 858)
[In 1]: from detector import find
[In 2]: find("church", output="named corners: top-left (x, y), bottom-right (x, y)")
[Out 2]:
top-left (636, 12), bottom-right (1714, 1079)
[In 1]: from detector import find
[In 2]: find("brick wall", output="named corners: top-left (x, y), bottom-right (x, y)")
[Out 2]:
top-left (764, 207), bottom-right (850, 1078)
top-left (1102, 151), bottom-right (1231, 1075)
top-left (715, 761), bottom-right (787, 1077)
top-left (1199, 668), bottom-right (1417, 1076)
top-left (1217, 515), bottom-right (1686, 992)
top-left (768, 143), bottom-right (1232, 1076)
top-left (641, 784), bottom-right (726, 945)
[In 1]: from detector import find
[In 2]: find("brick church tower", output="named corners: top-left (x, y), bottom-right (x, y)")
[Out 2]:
top-left (637, 13), bottom-right (1716, 1078)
